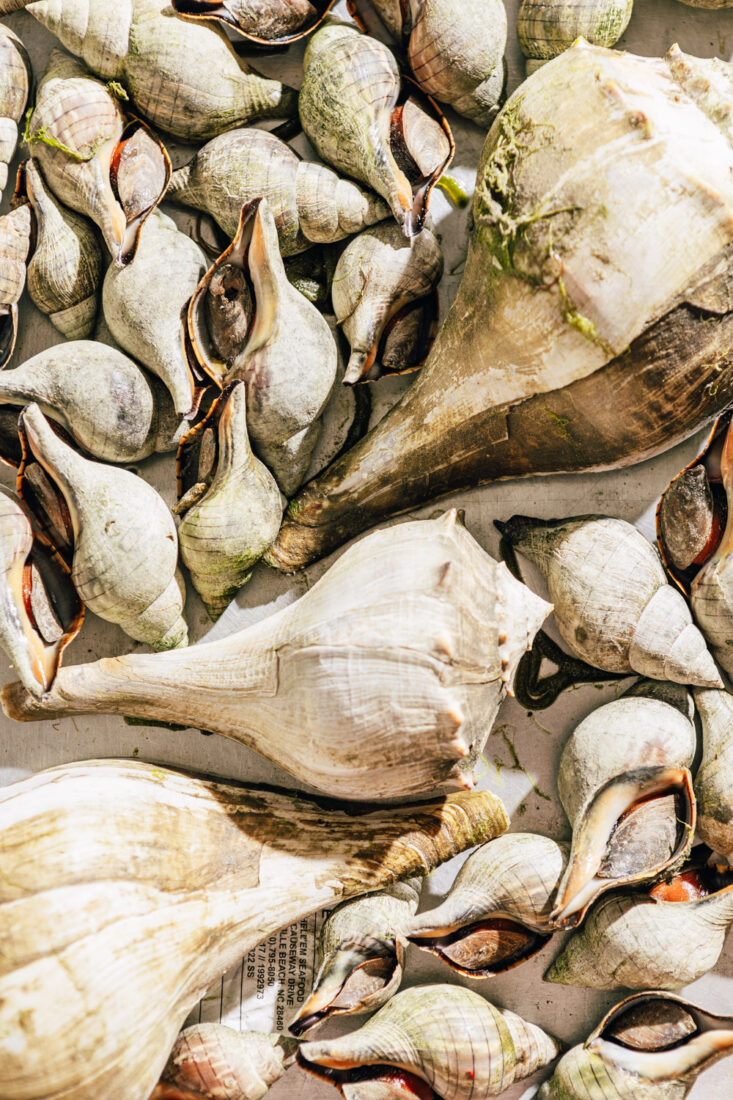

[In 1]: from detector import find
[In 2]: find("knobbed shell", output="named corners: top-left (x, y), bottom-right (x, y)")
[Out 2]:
top-left (300, 21), bottom-right (453, 237)
top-left (0, 341), bottom-right (183, 464)
top-left (176, 383), bottom-right (282, 620)
top-left (299, 984), bottom-right (562, 1099)
top-left (170, 0), bottom-right (337, 44)
top-left (545, 858), bottom-right (733, 989)
top-left (26, 51), bottom-right (170, 266)
top-left (153, 1026), bottom-right (297, 1100)
top-left (333, 220), bottom-right (443, 384)
top-left (692, 688), bottom-right (733, 861)
top-left (1, 511), bottom-right (550, 802)
top-left (17, 403), bottom-right (187, 650)
top-left (188, 198), bottom-right (338, 495)
top-left (22, 159), bottom-right (103, 340)
top-left (550, 680), bottom-right (697, 928)
top-left (168, 128), bottom-right (388, 257)
top-left (0, 487), bottom-right (82, 698)
top-left (103, 211), bottom-right (207, 417)
top-left (0, 203), bottom-right (31, 369)
top-left (408, 833), bottom-right (569, 977)
top-left (289, 879), bottom-right (422, 1036)
top-left (369, 0), bottom-right (508, 126)
top-left (538, 992), bottom-right (733, 1099)
top-left (518, 0), bottom-right (633, 72)
top-left (0, 25), bottom-right (31, 205)
top-left (497, 514), bottom-right (723, 688)
top-left (0, 759), bottom-right (503, 1100)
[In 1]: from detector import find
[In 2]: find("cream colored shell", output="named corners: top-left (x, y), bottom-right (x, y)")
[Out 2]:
top-left (0, 24), bottom-right (30, 204)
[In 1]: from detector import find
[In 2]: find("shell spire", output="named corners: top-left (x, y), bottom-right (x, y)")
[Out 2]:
top-left (693, 687), bottom-right (733, 861)
top-left (153, 1025), bottom-right (297, 1100)
top-left (0, 25), bottom-right (31, 205)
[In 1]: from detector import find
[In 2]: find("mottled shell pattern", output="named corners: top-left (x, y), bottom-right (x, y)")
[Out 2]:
top-left (168, 128), bottom-right (388, 256)
top-left (408, 832), bottom-right (569, 977)
top-left (0, 202), bottom-right (31, 368)
top-left (169, 0), bottom-right (337, 45)
top-left (538, 992), bottom-right (733, 1099)
top-left (0, 23), bottom-right (30, 204)
top-left (299, 984), bottom-right (562, 1099)
top-left (1, 512), bottom-right (550, 802)
top-left (498, 514), bottom-right (723, 688)
top-left (175, 382), bottom-right (283, 620)
top-left (691, 688), bottom-right (733, 862)
top-left (332, 219), bottom-right (443, 384)
top-left (17, 402), bottom-right (188, 650)
top-left (518, 0), bottom-right (633, 72)
top-left (290, 878), bottom-right (422, 1035)
top-left (154, 1025), bottom-right (297, 1100)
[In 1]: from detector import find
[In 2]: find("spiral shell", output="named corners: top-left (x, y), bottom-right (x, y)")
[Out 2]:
top-left (154, 1025), bottom-right (297, 1100)
top-left (0, 203), bottom-right (31, 369)
top-left (518, 0), bottom-right (633, 71)
top-left (0, 25), bottom-right (31, 205)
top-left (692, 688), bottom-right (733, 861)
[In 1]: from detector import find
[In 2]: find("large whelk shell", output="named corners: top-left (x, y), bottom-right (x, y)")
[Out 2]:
top-left (0, 487), bottom-right (82, 698)
top-left (0, 759), bottom-right (501, 1100)
top-left (168, 128), bottom-right (388, 257)
top-left (17, 403), bottom-right (187, 650)
top-left (538, 992), bottom-right (733, 1100)
top-left (103, 211), bottom-right (207, 417)
top-left (0, 25), bottom-right (31, 205)
top-left (497, 514), bottom-right (723, 688)
top-left (289, 879), bottom-right (422, 1036)
top-left (550, 680), bottom-right (697, 928)
top-left (26, 51), bottom-right (170, 266)
top-left (545, 856), bottom-right (733, 989)
top-left (153, 1025), bottom-right (297, 1100)
top-left (0, 203), bottom-right (32, 370)
top-left (299, 21), bottom-right (453, 238)
top-left (170, 0), bottom-right (337, 45)
top-left (176, 382), bottom-right (282, 620)
top-left (188, 198), bottom-right (338, 496)
top-left (299, 984), bottom-right (562, 1099)
top-left (692, 688), bottom-right (733, 861)
top-left (0, 341), bottom-right (183, 465)
top-left (408, 833), bottom-right (569, 977)
top-left (518, 0), bottom-right (633, 71)
top-left (1, 511), bottom-right (549, 802)
top-left (333, 220), bottom-right (443, 384)
top-left (22, 159), bottom-right (103, 340)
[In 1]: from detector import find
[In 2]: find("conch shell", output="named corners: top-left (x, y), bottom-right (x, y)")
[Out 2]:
top-left (299, 984), bottom-right (562, 1099)
top-left (545, 855), bottom-right (733, 989)
top-left (22, 0), bottom-right (298, 140)
top-left (0, 486), bottom-right (82, 698)
top-left (367, 0), bottom-right (508, 126)
top-left (26, 51), bottom-right (170, 265)
top-left (408, 832), bottom-right (569, 976)
top-left (269, 44), bottom-right (733, 571)
top-left (0, 340), bottom-right (183, 464)
top-left (0, 203), bottom-right (31, 369)
top-left (0, 25), bottom-right (30, 205)
top-left (495, 514), bottom-right (723, 689)
top-left (21, 158), bottom-right (103, 340)
top-left (333, 220), bottom-right (443, 384)
top-left (538, 992), bottom-right (733, 1100)
top-left (692, 688), bottom-right (733, 862)
top-left (518, 0), bottom-right (633, 72)
top-left (153, 1025), bottom-right (297, 1100)
top-left (103, 210), bottom-right (207, 416)
top-left (17, 402), bottom-right (188, 650)
top-left (299, 21), bottom-right (453, 237)
top-left (550, 680), bottom-right (697, 928)
top-left (289, 878), bottom-right (422, 1035)
top-left (175, 382), bottom-right (282, 620)
top-left (188, 198), bottom-right (338, 495)
top-left (0, 757), bottom-right (504, 1100)
top-left (1, 511), bottom-right (550, 801)
top-left (168, 128), bottom-right (388, 256)
top-left (170, 0), bottom-right (337, 44)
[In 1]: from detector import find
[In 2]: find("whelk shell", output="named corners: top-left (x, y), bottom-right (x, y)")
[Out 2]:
top-left (153, 1025), bottom-right (297, 1100)
top-left (289, 878), bottom-right (422, 1036)
top-left (518, 0), bottom-right (633, 71)
top-left (1, 511), bottom-right (550, 802)
top-left (170, 0), bottom-right (337, 45)
top-left (691, 688), bottom-right (733, 862)
top-left (0, 758), bottom-right (501, 1100)
top-left (0, 203), bottom-right (32, 369)
top-left (0, 24), bottom-right (31, 205)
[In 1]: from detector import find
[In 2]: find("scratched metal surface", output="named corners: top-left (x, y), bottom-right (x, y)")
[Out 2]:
top-left (2, 1), bottom-right (733, 1097)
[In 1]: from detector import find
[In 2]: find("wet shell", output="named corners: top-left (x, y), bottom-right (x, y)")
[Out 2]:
top-left (299, 984), bottom-right (562, 1099)
top-left (18, 403), bottom-right (187, 650)
top-left (290, 878), bottom-right (422, 1035)
top-left (169, 0), bottom-right (337, 45)
top-left (498, 514), bottom-right (723, 688)
top-left (518, 0), bottom-right (633, 69)
top-left (692, 688), bottom-right (733, 861)
top-left (167, 128), bottom-right (388, 257)
top-left (332, 219), bottom-right (443, 384)
top-left (153, 1026), bottom-right (297, 1100)
top-left (0, 203), bottom-right (32, 370)
top-left (0, 25), bottom-right (31, 205)
top-left (176, 383), bottom-right (283, 620)
top-left (23, 159), bottom-right (103, 340)
top-left (1, 511), bottom-right (550, 802)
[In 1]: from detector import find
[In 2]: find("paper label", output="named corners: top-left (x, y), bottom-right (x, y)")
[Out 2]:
top-left (187, 911), bottom-right (328, 1034)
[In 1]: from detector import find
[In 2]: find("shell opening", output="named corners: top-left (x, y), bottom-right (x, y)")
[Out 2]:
top-left (649, 851), bottom-right (733, 903)
top-left (346, 292), bottom-right (439, 386)
top-left (16, 413), bottom-right (76, 566)
top-left (0, 304), bottom-right (18, 370)
top-left (175, 383), bottom-right (243, 514)
top-left (408, 917), bottom-right (550, 977)
top-left (108, 120), bottom-right (172, 267)
top-left (388, 87), bottom-right (453, 237)
top-left (170, 0), bottom-right (337, 45)
top-left (290, 939), bottom-right (400, 1036)
top-left (298, 1057), bottom-right (438, 1100)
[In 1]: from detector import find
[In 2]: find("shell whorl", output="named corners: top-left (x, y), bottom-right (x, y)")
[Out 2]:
top-left (693, 687), bottom-right (733, 859)
top-left (517, 0), bottom-right (633, 62)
